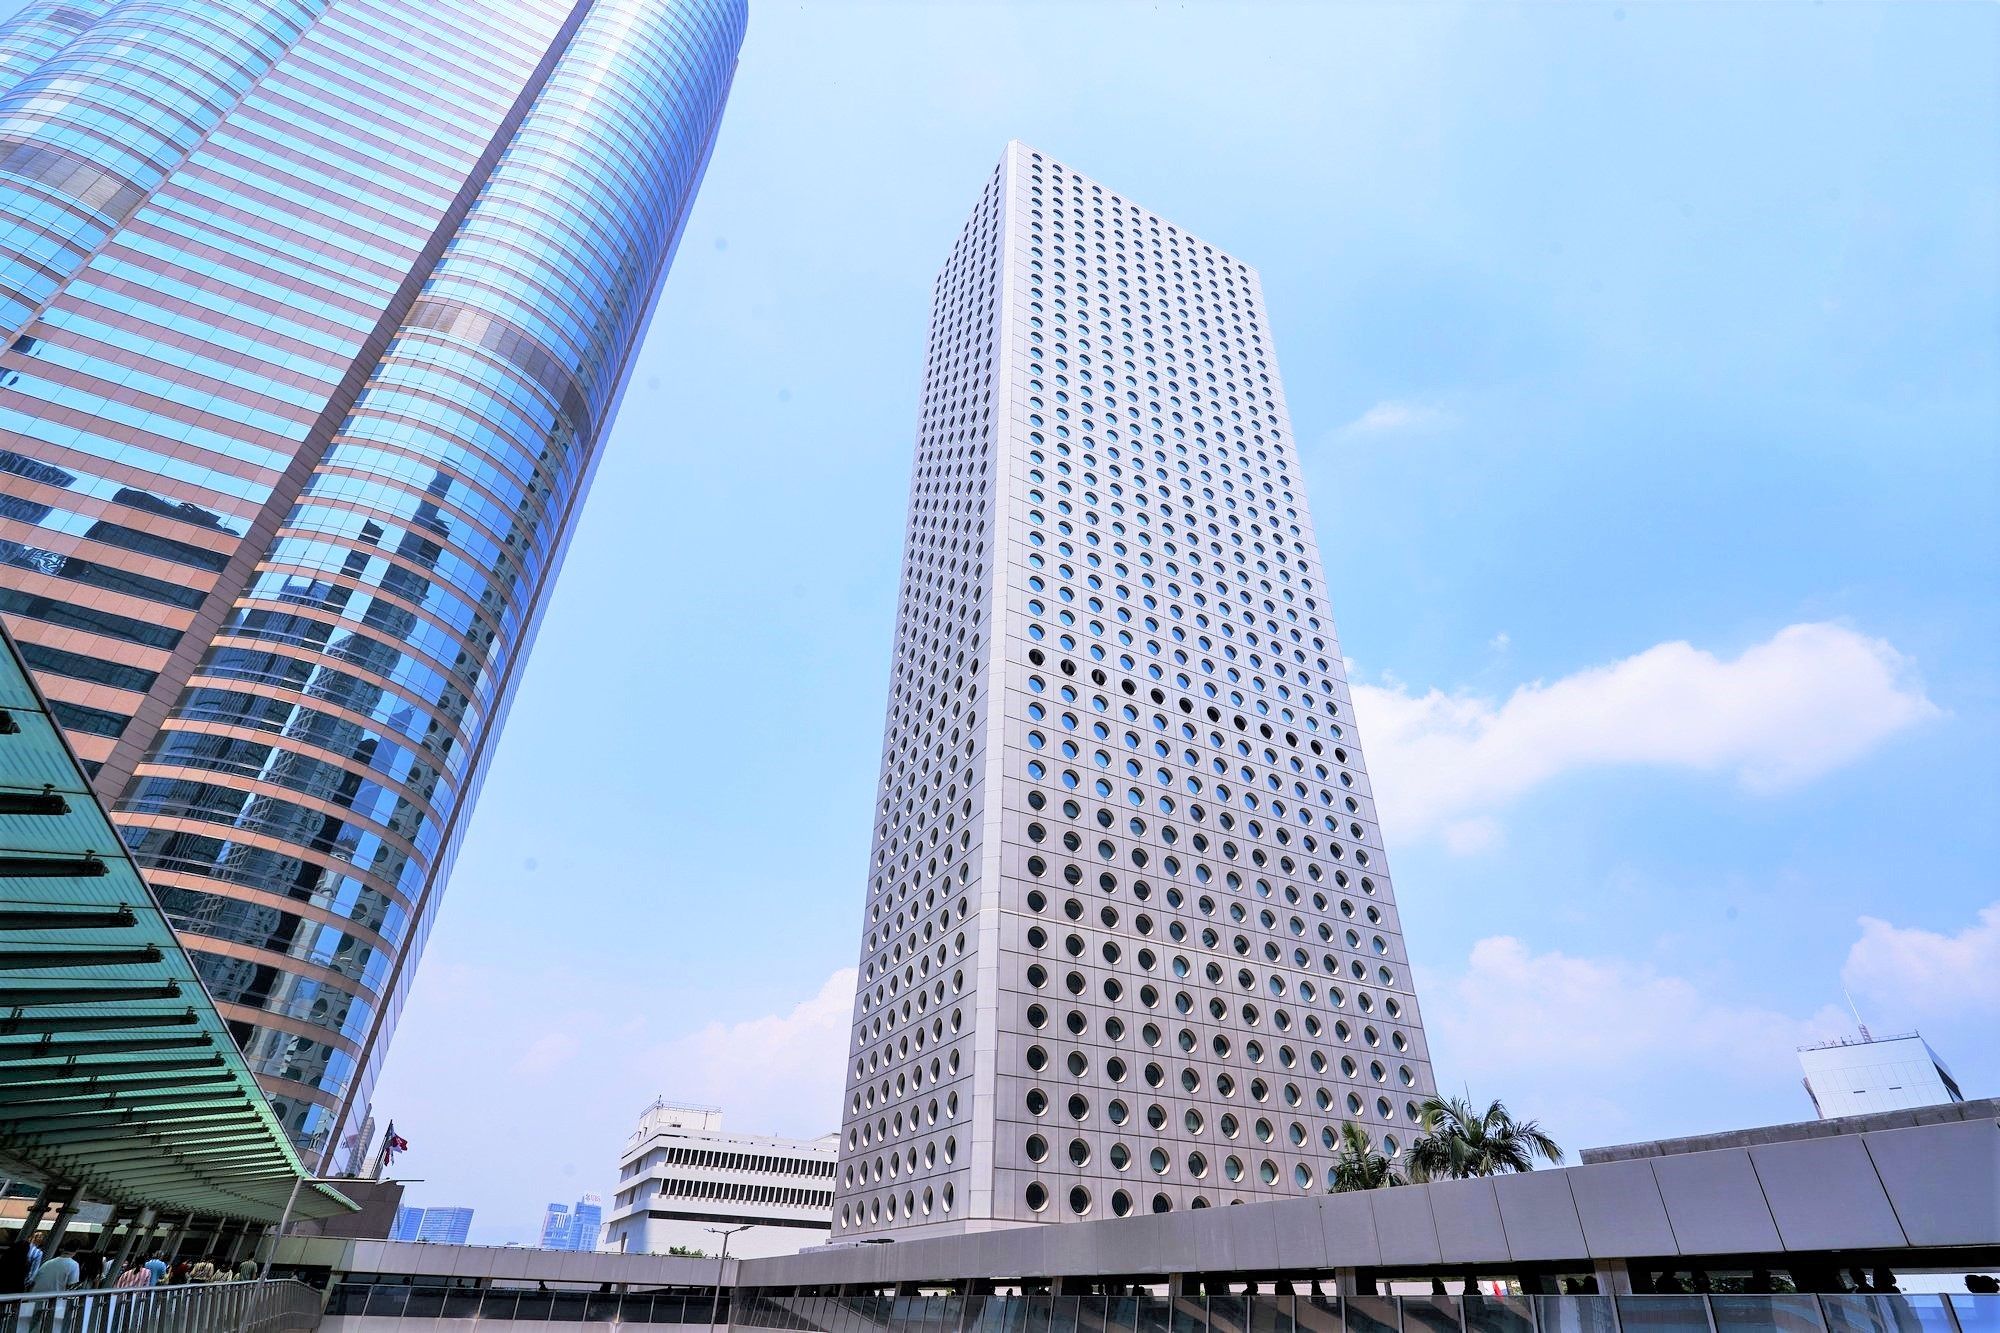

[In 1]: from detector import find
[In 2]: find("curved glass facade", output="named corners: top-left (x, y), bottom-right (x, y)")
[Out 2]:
top-left (0, 0), bottom-right (745, 1163)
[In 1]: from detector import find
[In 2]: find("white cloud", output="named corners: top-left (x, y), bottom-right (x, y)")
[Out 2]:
top-left (1421, 934), bottom-right (1848, 1148)
top-left (1341, 399), bottom-right (1453, 433)
top-left (511, 1032), bottom-right (580, 1077)
top-left (1433, 935), bottom-right (1844, 1075)
top-left (1440, 816), bottom-right (1503, 856)
top-left (637, 968), bottom-right (856, 1139)
top-left (1843, 903), bottom-right (2000, 1020)
top-left (1354, 622), bottom-right (1938, 849)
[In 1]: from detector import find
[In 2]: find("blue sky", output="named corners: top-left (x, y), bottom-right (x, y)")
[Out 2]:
top-left (353, 2), bottom-right (1998, 1243)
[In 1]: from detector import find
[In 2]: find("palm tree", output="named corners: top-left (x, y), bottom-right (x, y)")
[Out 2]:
top-left (1405, 1096), bottom-right (1564, 1183)
top-left (1328, 1121), bottom-right (1407, 1193)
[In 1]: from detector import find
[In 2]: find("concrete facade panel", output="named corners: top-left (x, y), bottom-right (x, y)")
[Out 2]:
top-left (1319, 1192), bottom-right (1385, 1268)
top-left (1862, 1118), bottom-right (2000, 1247)
top-left (1748, 1136), bottom-right (1906, 1250)
top-left (1490, 1170), bottom-right (1588, 1262)
top-left (1368, 1189), bottom-right (1442, 1268)
top-left (1566, 1160), bottom-right (1678, 1258)
top-left (1649, 1151), bottom-right (1782, 1255)
top-left (1424, 1179), bottom-right (1510, 1264)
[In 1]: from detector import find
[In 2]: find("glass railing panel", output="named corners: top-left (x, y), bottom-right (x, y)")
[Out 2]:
top-left (962, 1294), bottom-right (1001, 1333)
top-left (1105, 1296), bottom-right (1146, 1333)
top-left (1297, 1295), bottom-right (1344, 1333)
top-left (1711, 1294), bottom-right (1823, 1333)
top-left (1534, 1297), bottom-right (1617, 1333)
top-left (1053, 1295), bottom-right (1086, 1333)
top-left (362, 1284), bottom-right (411, 1317)
top-left (1211, 1295), bottom-right (1251, 1333)
top-left (436, 1286), bottom-right (483, 1318)
top-left (399, 1284), bottom-right (448, 1317)
top-left (1615, 1296), bottom-right (1711, 1332)
top-left (1820, 1294), bottom-right (1958, 1333)
top-left (514, 1288), bottom-right (557, 1320)
top-left (1249, 1295), bottom-right (1298, 1333)
top-left (475, 1288), bottom-right (518, 1320)
top-left (1402, 1296), bottom-right (1464, 1333)
top-left (1138, 1296), bottom-right (1177, 1333)
top-left (1172, 1296), bottom-right (1209, 1333)
top-left (1462, 1294), bottom-right (1533, 1333)
top-left (1345, 1296), bottom-right (1399, 1333)
top-left (1950, 1295), bottom-right (2000, 1333)
top-left (1080, 1295), bottom-right (1124, 1333)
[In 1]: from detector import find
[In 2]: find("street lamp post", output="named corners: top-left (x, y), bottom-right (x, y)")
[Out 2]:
top-left (704, 1224), bottom-right (752, 1333)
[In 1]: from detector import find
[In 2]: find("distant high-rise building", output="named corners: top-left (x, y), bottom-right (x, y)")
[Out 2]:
top-left (606, 1101), bottom-right (837, 1259)
top-left (570, 1194), bottom-right (604, 1252)
top-left (413, 1206), bottom-right (473, 1246)
top-left (834, 144), bottom-right (1437, 1238)
top-left (539, 1202), bottom-right (574, 1250)
top-left (539, 1193), bottom-right (605, 1252)
top-left (1800, 1032), bottom-right (1966, 1119)
top-left (390, 1206), bottom-right (425, 1242)
top-left (0, 0), bottom-right (746, 1165)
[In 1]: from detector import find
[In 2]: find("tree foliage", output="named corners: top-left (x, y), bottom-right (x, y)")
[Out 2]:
top-left (1328, 1121), bottom-right (1407, 1193)
top-left (1405, 1095), bottom-right (1564, 1182)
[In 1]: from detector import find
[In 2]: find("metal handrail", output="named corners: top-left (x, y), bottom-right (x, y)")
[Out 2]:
top-left (314, 1284), bottom-right (1999, 1331)
top-left (0, 1277), bottom-right (321, 1333)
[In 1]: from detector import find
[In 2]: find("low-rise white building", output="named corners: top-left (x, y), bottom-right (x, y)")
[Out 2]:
top-left (606, 1100), bottom-right (837, 1259)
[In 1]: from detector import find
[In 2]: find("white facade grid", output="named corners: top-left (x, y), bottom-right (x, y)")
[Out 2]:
top-left (835, 143), bottom-right (1437, 1239)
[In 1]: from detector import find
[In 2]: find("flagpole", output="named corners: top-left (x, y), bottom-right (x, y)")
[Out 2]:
top-left (374, 1121), bottom-right (400, 1182)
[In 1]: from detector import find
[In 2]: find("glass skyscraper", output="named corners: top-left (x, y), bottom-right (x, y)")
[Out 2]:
top-left (0, 0), bottom-right (746, 1163)
top-left (836, 144), bottom-right (1436, 1236)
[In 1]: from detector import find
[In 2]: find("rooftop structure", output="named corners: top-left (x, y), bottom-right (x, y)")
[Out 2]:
top-left (607, 1101), bottom-right (838, 1260)
top-left (1799, 1033), bottom-right (1966, 1120)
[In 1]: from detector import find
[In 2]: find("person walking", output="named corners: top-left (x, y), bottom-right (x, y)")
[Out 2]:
top-left (112, 1258), bottom-right (150, 1289)
top-left (26, 1244), bottom-right (78, 1293)
top-left (235, 1257), bottom-right (259, 1281)
top-left (143, 1253), bottom-right (167, 1285)
top-left (186, 1257), bottom-right (216, 1284)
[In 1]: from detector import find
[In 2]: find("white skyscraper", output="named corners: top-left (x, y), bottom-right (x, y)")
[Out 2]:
top-left (834, 144), bottom-right (1437, 1238)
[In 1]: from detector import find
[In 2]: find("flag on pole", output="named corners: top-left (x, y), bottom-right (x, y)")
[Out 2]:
top-left (380, 1121), bottom-right (411, 1171)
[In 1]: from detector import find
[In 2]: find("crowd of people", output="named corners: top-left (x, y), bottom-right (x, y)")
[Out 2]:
top-left (0, 1231), bottom-right (260, 1296)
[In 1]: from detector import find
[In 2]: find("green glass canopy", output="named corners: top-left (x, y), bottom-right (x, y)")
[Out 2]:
top-left (0, 622), bottom-right (353, 1223)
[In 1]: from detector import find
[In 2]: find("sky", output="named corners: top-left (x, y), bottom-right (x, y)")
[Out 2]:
top-left (351, 1), bottom-right (1999, 1244)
